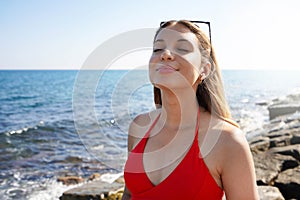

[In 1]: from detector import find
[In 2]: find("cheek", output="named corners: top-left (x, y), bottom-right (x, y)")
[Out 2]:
top-left (188, 54), bottom-right (202, 74)
top-left (186, 53), bottom-right (201, 68)
top-left (178, 55), bottom-right (201, 84)
top-left (182, 68), bottom-right (200, 85)
top-left (179, 53), bottom-right (201, 72)
top-left (148, 56), bottom-right (157, 83)
top-left (148, 53), bottom-right (159, 68)
top-left (148, 66), bottom-right (155, 83)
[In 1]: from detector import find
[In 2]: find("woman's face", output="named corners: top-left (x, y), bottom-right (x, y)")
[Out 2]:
top-left (149, 24), bottom-right (203, 92)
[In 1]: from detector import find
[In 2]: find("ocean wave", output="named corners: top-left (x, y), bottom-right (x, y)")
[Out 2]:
top-left (26, 172), bottom-right (123, 200)
top-left (4, 121), bottom-right (45, 136)
top-left (235, 107), bottom-right (268, 135)
top-left (1, 94), bottom-right (39, 102)
top-left (27, 178), bottom-right (81, 200)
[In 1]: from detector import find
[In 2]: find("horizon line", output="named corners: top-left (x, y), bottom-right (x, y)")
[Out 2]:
top-left (0, 68), bottom-right (299, 71)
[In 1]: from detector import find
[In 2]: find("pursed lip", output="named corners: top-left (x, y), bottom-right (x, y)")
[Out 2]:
top-left (156, 64), bottom-right (178, 72)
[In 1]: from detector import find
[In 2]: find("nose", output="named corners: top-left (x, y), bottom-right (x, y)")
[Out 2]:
top-left (160, 49), bottom-right (174, 61)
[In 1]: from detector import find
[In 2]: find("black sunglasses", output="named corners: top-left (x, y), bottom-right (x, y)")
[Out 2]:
top-left (160, 20), bottom-right (212, 53)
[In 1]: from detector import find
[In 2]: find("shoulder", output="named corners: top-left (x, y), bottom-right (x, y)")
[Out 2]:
top-left (220, 121), bottom-right (248, 149)
top-left (200, 116), bottom-right (247, 158)
top-left (216, 121), bottom-right (259, 199)
top-left (219, 122), bottom-right (255, 173)
top-left (216, 120), bottom-right (251, 161)
top-left (223, 123), bottom-right (250, 154)
top-left (127, 109), bottom-right (161, 152)
top-left (200, 117), bottom-right (259, 199)
top-left (200, 117), bottom-right (251, 171)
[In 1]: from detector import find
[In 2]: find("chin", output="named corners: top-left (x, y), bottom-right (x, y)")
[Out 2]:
top-left (153, 81), bottom-right (190, 93)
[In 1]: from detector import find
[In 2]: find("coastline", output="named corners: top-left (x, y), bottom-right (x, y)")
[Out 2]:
top-left (250, 93), bottom-right (300, 199)
top-left (59, 93), bottom-right (300, 200)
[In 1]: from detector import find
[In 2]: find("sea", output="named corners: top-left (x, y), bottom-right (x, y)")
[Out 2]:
top-left (0, 69), bottom-right (299, 200)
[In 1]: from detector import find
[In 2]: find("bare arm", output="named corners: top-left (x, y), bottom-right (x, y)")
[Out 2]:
top-left (220, 130), bottom-right (259, 200)
top-left (121, 112), bottom-right (157, 200)
top-left (122, 114), bottom-right (149, 200)
top-left (121, 132), bottom-right (134, 200)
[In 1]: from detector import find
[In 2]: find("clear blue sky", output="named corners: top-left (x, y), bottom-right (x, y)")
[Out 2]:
top-left (1, 0), bottom-right (299, 70)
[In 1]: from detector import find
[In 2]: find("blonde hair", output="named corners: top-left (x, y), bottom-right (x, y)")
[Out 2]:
top-left (153, 20), bottom-right (238, 127)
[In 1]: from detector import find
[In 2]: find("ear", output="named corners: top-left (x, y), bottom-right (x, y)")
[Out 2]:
top-left (200, 62), bottom-right (211, 80)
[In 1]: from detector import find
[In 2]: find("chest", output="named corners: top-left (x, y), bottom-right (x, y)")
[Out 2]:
top-left (143, 129), bottom-right (197, 185)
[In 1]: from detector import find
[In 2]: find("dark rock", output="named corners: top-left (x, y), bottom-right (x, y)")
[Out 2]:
top-left (57, 176), bottom-right (85, 186)
top-left (281, 159), bottom-right (299, 171)
top-left (268, 104), bottom-right (300, 120)
top-left (274, 166), bottom-right (300, 199)
top-left (65, 156), bottom-right (84, 163)
top-left (256, 101), bottom-right (269, 106)
top-left (89, 173), bottom-right (101, 181)
top-left (268, 144), bottom-right (300, 161)
top-left (266, 131), bottom-right (291, 139)
top-left (253, 149), bottom-right (298, 185)
top-left (268, 93), bottom-right (300, 120)
top-left (249, 136), bottom-right (270, 153)
top-left (106, 188), bottom-right (124, 200)
top-left (249, 136), bottom-right (269, 144)
top-left (114, 176), bottom-right (125, 184)
top-left (258, 186), bottom-right (284, 200)
top-left (269, 134), bottom-right (292, 148)
top-left (269, 117), bottom-right (285, 124)
top-left (267, 122), bottom-right (286, 134)
top-left (60, 180), bottom-right (123, 200)
top-left (285, 115), bottom-right (300, 123)
top-left (291, 130), bottom-right (300, 145)
top-left (286, 119), bottom-right (300, 130)
top-left (254, 152), bottom-right (282, 185)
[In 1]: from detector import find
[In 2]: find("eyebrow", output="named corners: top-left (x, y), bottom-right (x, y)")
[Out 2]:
top-left (154, 38), bottom-right (191, 44)
top-left (177, 39), bottom-right (190, 43)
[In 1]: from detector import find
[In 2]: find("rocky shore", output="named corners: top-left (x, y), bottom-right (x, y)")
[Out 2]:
top-left (250, 93), bottom-right (300, 199)
top-left (58, 173), bottom-right (124, 200)
top-left (60, 93), bottom-right (300, 200)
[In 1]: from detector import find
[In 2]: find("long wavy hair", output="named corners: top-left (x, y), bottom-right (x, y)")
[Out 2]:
top-left (153, 20), bottom-right (238, 127)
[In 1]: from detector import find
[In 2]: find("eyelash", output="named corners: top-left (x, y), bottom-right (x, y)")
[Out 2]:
top-left (153, 48), bottom-right (189, 53)
top-left (153, 49), bottom-right (162, 52)
top-left (177, 48), bottom-right (189, 52)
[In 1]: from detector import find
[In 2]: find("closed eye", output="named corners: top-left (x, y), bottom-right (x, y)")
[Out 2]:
top-left (153, 49), bottom-right (163, 52)
top-left (177, 48), bottom-right (189, 53)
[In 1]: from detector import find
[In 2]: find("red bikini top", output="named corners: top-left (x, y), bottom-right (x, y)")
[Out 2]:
top-left (124, 110), bottom-right (224, 200)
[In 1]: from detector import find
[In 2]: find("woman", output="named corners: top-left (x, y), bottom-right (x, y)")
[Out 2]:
top-left (122, 20), bottom-right (259, 200)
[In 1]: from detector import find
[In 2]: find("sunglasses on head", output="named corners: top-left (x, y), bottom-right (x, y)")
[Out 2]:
top-left (160, 20), bottom-right (212, 53)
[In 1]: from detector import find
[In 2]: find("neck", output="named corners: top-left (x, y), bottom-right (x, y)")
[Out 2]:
top-left (159, 88), bottom-right (200, 130)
